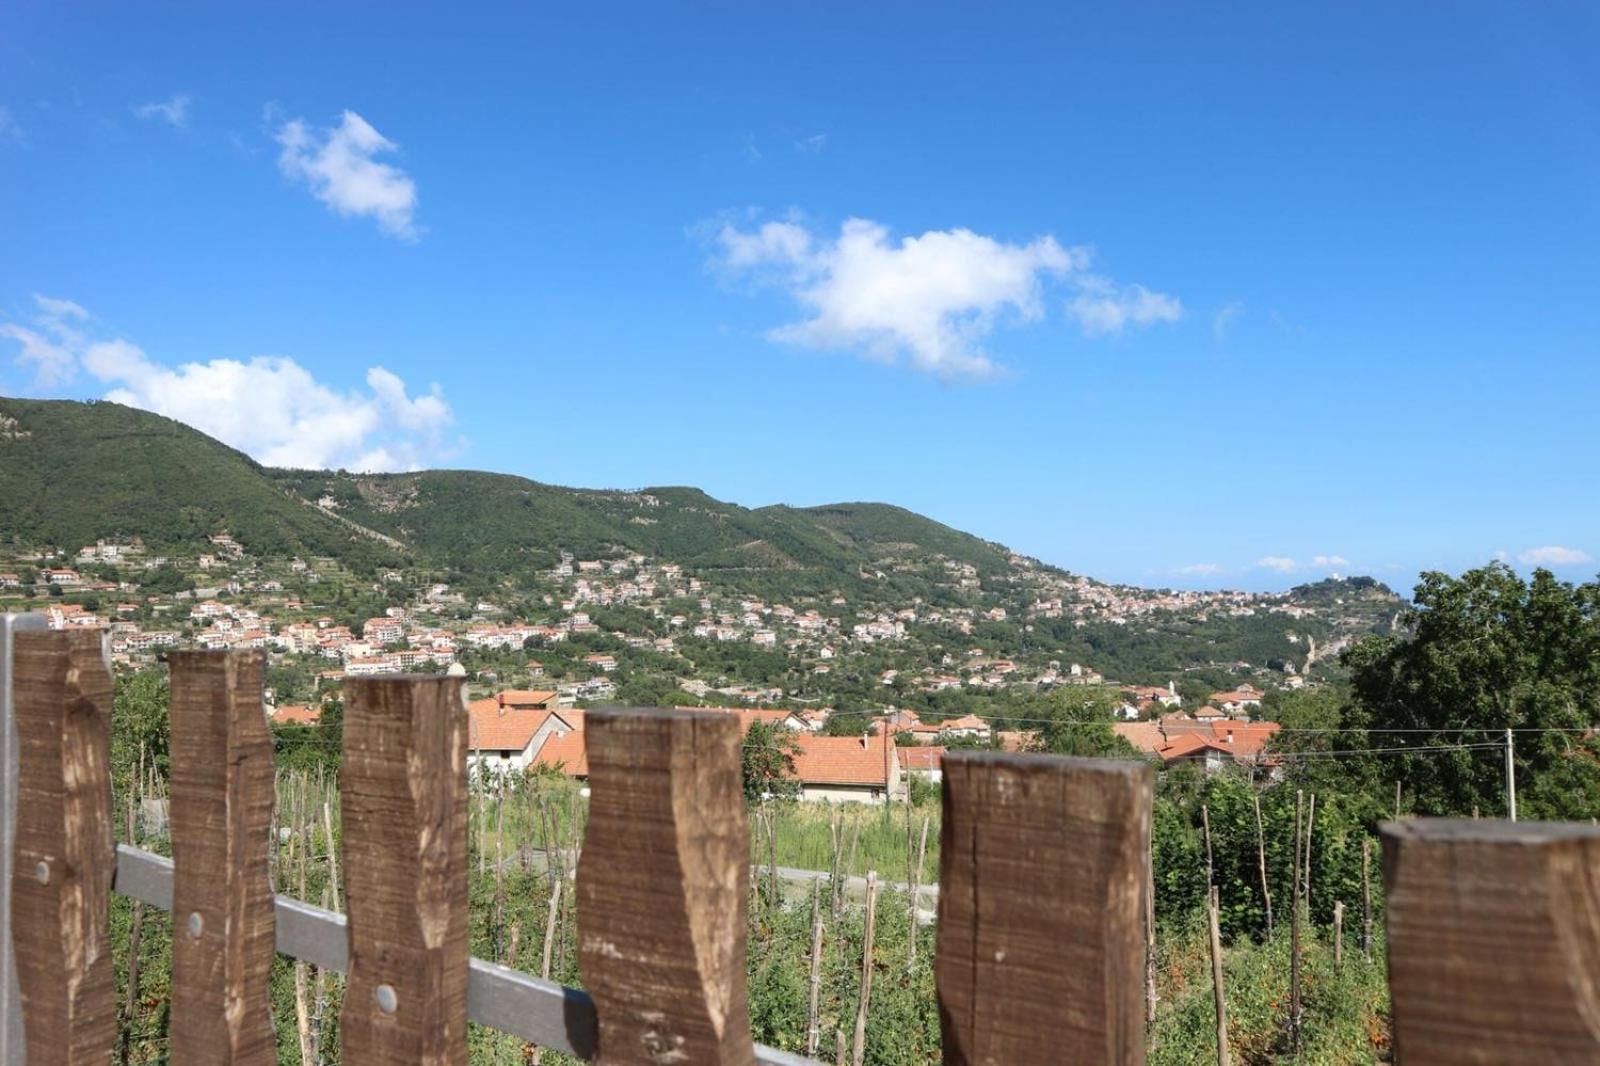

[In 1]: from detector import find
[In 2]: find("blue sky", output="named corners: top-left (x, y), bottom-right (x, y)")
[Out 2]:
top-left (2, 3), bottom-right (1598, 591)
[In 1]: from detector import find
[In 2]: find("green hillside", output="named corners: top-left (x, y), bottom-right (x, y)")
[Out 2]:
top-left (0, 398), bottom-right (398, 566)
top-left (0, 399), bottom-right (1013, 597)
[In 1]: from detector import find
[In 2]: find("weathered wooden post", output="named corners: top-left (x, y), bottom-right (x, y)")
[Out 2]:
top-left (1382, 819), bottom-right (1600, 1064)
top-left (168, 651), bottom-right (277, 1064)
top-left (9, 629), bottom-right (117, 1064)
top-left (937, 752), bottom-right (1152, 1065)
top-left (0, 612), bottom-right (46, 1065)
top-left (577, 707), bottom-right (756, 1066)
top-left (339, 676), bottom-right (470, 1064)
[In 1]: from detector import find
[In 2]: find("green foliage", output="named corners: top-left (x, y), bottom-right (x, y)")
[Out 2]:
top-left (0, 398), bottom-right (398, 567)
top-left (1345, 563), bottom-right (1600, 819)
top-left (743, 720), bottom-right (802, 801)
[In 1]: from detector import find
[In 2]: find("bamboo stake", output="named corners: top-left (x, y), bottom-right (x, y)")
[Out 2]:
top-left (1145, 838), bottom-right (1158, 1027)
top-left (1253, 790), bottom-right (1273, 942)
top-left (292, 819), bottom-right (316, 1066)
top-left (1303, 793), bottom-right (1317, 924)
top-left (1207, 887), bottom-right (1230, 1066)
top-left (322, 800), bottom-right (341, 913)
top-left (807, 879), bottom-right (825, 1058)
top-left (767, 806), bottom-right (780, 912)
top-left (829, 812), bottom-right (844, 919)
top-left (1289, 790), bottom-right (1303, 1049)
top-left (120, 793), bottom-right (145, 1066)
top-left (852, 871), bottom-right (878, 1066)
top-left (1201, 802), bottom-right (1215, 890)
top-left (1334, 900), bottom-right (1345, 968)
top-left (1361, 838), bottom-right (1373, 960)
top-left (907, 815), bottom-right (929, 969)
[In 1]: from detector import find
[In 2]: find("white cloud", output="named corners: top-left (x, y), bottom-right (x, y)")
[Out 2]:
top-left (1066, 279), bottom-right (1183, 337)
top-left (1312, 554), bottom-right (1351, 568)
top-left (710, 215), bottom-right (1175, 377)
top-left (133, 94), bottom-right (190, 128)
top-left (1, 297), bottom-right (457, 471)
top-left (1178, 563), bottom-right (1223, 576)
top-left (1256, 556), bottom-right (1299, 573)
top-left (0, 294), bottom-right (89, 386)
top-left (1212, 301), bottom-right (1244, 339)
top-left (275, 110), bottom-right (419, 240)
top-left (795, 133), bottom-right (827, 153)
top-left (0, 105), bottom-right (22, 144)
top-left (1518, 546), bottom-right (1593, 567)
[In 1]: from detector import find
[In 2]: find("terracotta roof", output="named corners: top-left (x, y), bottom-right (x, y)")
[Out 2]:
top-left (1210, 688), bottom-right (1264, 704)
top-left (531, 730), bottom-right (589, 777)
top-left (467, 697), bottom-right (551, 752)
top-left (898, 745), bottom-right (945, 772)
top-left (791, 732), bottom-right (893, 787)
top-left (271, 704), bottom-right (321, 726)
top-left (496, 689), bottom-right (558, 709)
top-left (1116, 720), bottom-right (1281, 763)
top-left (939, 714), bottom-right (989, 731)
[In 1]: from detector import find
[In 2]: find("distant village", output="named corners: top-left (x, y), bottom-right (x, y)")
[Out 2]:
top-left (0, 533), bottom-right (1354, 801)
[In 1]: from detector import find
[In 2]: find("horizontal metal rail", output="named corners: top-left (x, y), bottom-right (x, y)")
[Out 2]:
top-left (112, 845), bottom-right (819, 1065)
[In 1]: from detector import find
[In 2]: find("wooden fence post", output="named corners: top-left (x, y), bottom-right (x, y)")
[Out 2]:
top-left (339, 676), bottom-right (470, 1065)
top-left (1382, 819), bottom-right (1600, 1064)
top-left (937, 752), bottom-right (1152, 1066)
top-left (9, 629), bottom-right (117, 1065)
top-left (577, 707), bottom-right (755, 1066)
top-left (1, 612), bottom-right (47, 1065)
top-left (167, 650), bottom-right (276, 1064)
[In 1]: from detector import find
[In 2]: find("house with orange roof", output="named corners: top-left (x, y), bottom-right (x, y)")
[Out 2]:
top-left (1208, 684), bottom-right (1265, 715)
top-left (1114, 718), bottom-right (1280, 776)
top-left (465, 689), bottom-right (573, 774)
top-left (897, 744), bottom-right (946, 784)
top-left (270, 704), bottom-right (322, 727)
top-left (790, 731), bottom-right (902, 803)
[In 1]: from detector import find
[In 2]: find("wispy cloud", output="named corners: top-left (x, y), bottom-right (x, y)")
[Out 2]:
top-left (1066, 279), bottom-right (1182, 337)
top-left (1256, 555), bottom-right (1298, 573)
top-left (1212, 301), bottom-right (1244, 338)
top-left (0, 295), bottom-right (88, 386)
top-left (706, 214), bottom-right (1180, 378)
top-left (794, 133), bottom-right (827, 153)
top-left (275, 110), bottom-right (420, 240)
top-left (132, 94), bottom-right (191, 128)
top-left (1178, 563), bottom-right (1223, 576)
top-left (1, 296), bottom-right (458, 470)
top-left (1518, 545), bottom-right (1592, 567)
top-left (0, 105), bottom-right (23, 145)
top-left (1311, 554), bottom-right (1350, 568)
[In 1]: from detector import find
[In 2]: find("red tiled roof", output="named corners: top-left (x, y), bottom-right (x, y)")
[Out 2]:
top-left (531, 730), bottom-right (588, 777)
top-left (497, 689), bottom-right (558, 709)
top-left (271, 704), bottom-right (321, 726)
top-left (898, 745), bottom-right (945, 772)
top-left (467, 697), bottom-right (552, 752)
top-left (791, 732), bottom-right (893, 787)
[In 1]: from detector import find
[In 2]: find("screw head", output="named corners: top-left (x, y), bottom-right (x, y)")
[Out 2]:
top-left (33, 861), bottom-right (48, 884)
top-left (375, 984), bottom-right (398, 1014)
top-left (186, 912), bottom-right (204, 939)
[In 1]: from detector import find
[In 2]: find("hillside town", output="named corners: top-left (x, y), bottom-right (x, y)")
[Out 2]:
top-left (0, 531), bottom-right (1323, 800)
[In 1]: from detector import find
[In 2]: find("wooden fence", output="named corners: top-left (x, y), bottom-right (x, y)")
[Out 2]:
top-left (2, 622), bottom-right (1599, 1064)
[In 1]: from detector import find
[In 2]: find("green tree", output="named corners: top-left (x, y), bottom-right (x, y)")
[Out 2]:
top-left (742, 720), bottom-right (802, 802)
top-left (1345, 563), bottom-right (1600, 820)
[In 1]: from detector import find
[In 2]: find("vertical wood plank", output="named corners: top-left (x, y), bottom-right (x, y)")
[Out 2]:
top-left (339, 676), bottom-right (469, 1065)
top-left (1382, 819), bottom-right (1600, 1065)
top-left (937, 751), bottom-right (1152, 1066)
top-left (168, 650), bottom-right (276, 1064)
top-left (9, 629), bottom-right (116, 1065)
top-left (577, 707), bottom-right (755, 1066)
top-left (1, 611), bottom-right (47, 1065)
